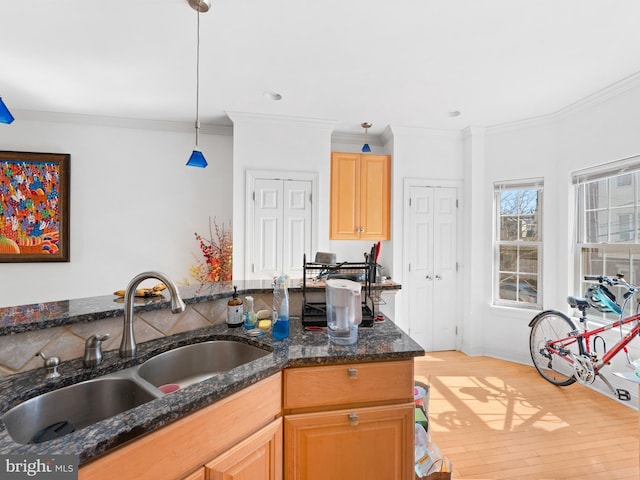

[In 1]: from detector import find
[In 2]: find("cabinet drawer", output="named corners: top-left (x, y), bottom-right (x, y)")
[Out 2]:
top-left (284, 403), bottom-right (414, 480)
top-left (283, 360), bottom-right (413, 411)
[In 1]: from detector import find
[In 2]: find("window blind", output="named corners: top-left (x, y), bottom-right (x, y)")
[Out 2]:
top-left (572, 154), bottom-right (640, 185)
top-left (494, 177), bottom-right (544, 191)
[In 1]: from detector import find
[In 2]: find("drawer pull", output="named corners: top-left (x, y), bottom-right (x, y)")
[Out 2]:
top-left (348, 413), bottom-right (359, 426)
top-left (347, 368), bottom-right (358, 379)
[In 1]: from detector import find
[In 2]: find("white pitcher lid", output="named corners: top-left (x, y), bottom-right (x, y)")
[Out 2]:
top-left (326, 278), bottom-right (362, 293)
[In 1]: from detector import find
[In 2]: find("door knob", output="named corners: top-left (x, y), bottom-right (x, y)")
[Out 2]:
top-left (426, 275), bottom-right (432, 280)
top-left (435, 274), bottom-right (442, 280)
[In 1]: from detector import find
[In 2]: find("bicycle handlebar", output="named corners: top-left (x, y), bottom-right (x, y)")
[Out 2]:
top-left (584, 275), bottom-right (604, 282)
top-left (584, 274), bottom-right (638, 291)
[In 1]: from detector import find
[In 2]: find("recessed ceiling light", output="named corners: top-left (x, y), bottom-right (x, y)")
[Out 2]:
top-left (448, 110), bottom-right (461, 117)
top-left (263, 91), bottom-right (282, 101)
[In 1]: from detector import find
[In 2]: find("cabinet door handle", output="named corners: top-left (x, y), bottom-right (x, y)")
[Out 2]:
top-left (348, 413), bottom-right (359, 426)
top-left (347, 367), bottom-right (358, 379)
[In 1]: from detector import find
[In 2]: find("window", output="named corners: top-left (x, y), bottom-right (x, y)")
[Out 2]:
top-left (574, 156), bottom-right (640, 318)
top-left (493, 179), bottom-right (543, 308)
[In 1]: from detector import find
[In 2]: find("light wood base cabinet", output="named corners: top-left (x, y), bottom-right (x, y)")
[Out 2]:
top-left (205, 418), bottom-right (283, 480)
top-left (78, 373), bottom-right (282, 480)
top-left (77, 359), bottom-right (417, 480)
top-left (181, 468), bottom-right (205, 480)
top-left (284, 403), bottom-right (414, 480)
top-left (283, 360), bottom-right (414, 480)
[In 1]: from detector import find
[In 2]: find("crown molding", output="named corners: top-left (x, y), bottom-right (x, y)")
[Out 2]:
top-left (11, 109), bottom-right (233, 136)
top-left (461, 126), bottom-right (486, 140)
top-left (226, 111), bottom-right (336, 131)
top-left (389, 124), bottom-right (462, 139)
top-left (486, 69), bottom-right (640, 135)
top-left (330, 131), bottom-right (386, 147)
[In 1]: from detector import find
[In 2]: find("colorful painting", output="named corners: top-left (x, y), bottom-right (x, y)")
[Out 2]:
top-left (0, 151), bottom-right (70, 262)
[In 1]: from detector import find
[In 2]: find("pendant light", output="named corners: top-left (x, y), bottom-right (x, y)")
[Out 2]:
top-left (0, 98), bottom-right (15, 124)
top-left (185, 0), bottom-right (210, 168)
top-left (361, 122), bottom-right (372, 153)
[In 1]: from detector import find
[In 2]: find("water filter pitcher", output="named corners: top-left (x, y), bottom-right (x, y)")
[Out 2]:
top-left (325, 279), bottom-right (362, 345)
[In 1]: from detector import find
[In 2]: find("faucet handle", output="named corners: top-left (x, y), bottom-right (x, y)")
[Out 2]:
top-left (36, 351), bottom-right (61, 379)
top-left (86, 333), bottom-right (111, 347)
top-left (84, 333), bottom-right (110, 368)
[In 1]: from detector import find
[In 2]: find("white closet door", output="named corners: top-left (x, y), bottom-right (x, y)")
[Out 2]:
top-left (408, 187), bottom-right (435, 350)
top-left (282, 180), bottom-right (312, 279)
top-left (254, 179), bottom-right (283, 278)
top-left (252, 178), bottom-right (312, 280)
top-left (432, 187), bottom-right (458, 351)
top-left (408, 185), bottom-right (458, 351)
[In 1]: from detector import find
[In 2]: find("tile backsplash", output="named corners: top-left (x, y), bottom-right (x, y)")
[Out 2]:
top-left (0, 292), bottom-right (289, 378)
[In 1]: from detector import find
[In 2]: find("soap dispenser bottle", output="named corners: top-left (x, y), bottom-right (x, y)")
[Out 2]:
top-left (272, 275), bottom-right (290, 340)
top-left (244, 295), bottom-right (257, 330)
top-left (227, 286), bottom-right (244, 328)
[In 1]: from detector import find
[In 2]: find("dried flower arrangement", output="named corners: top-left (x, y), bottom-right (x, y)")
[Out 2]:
top-left (190, 217), bottom-right (232, 282)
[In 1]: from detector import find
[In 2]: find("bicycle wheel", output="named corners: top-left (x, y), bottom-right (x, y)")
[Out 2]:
top-left (529, 310), bottom-right (578, 386)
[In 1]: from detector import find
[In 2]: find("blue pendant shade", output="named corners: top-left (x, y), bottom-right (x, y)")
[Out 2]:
top-left (0, 98), bottom-right (15, 124)
top-left (186, 149), bottom-right (208, 168)
top-left (361, 143), bottom-right (371, 153)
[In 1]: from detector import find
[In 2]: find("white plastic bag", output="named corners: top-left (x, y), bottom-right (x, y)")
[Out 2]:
top-left (415, 438), bottom-right (443, 478)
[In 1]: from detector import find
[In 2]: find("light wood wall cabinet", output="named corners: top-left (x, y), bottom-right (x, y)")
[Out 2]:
top-left (283, 360), bottom-right (415, 480)
top-left (78, 373), bottom-right (282, 480)
top-left (330, 152), bottom-right (391, 240)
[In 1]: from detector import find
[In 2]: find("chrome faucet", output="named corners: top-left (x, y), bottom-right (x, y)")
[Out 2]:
top-left (119, 271), bottom-right (186, 359)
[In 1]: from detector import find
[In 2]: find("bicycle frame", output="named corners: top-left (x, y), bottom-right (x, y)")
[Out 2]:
top-left (547, 311), bottom-right (640, 373)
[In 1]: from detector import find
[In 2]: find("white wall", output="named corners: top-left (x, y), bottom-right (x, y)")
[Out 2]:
top-left (0, 113), bottom-right (232, 307)
top-left (480, 80), bottom-right (640, 405)
top-left (228, 112), bottom-right (335, 280)
top-left (386, 126), bottom-right (464, 333)
top-left (481, 120), bottom-right (560, 363)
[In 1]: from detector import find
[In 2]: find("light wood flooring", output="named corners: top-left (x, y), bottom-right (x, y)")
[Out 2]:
top-left (414, 351), bottom-right (639, 480)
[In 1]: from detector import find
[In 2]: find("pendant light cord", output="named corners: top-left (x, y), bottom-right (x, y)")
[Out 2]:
top-left (195, 5), bottom-right (201, 147)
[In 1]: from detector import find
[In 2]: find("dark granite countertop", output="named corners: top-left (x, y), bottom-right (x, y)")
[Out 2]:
top-left (0, 315), bottom-right (423, 464)
top-left (0, 279), bottom-right (401, 335)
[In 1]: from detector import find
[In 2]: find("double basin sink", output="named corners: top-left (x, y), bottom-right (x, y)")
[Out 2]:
top-left (1, 339), bottom-right (271, 445)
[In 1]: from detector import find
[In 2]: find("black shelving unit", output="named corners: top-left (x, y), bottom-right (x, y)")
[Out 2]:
top-left (301, 253), bottom-right (375, 327)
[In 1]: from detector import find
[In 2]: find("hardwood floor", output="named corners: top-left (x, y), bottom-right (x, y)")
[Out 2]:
top-left (414, 351), bottom-right (639, 480)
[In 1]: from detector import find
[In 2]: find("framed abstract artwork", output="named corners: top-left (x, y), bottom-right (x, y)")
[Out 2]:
top-left (0, 151), bottom-right (70, 262)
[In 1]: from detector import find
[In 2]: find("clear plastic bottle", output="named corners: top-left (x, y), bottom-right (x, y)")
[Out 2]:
top-left (226, 286), bottom-right (243, 328)
top-left (244, 296), bottom-right (257, 330)
top-left (272, 275), bottom-right (289, 340)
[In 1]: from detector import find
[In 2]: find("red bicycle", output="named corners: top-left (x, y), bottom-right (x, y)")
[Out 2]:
top-left (528, 274), bottom-right (640, 401)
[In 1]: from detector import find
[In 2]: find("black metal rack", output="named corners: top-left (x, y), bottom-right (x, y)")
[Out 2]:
top-left (301, 253), bottom-right (375, 327)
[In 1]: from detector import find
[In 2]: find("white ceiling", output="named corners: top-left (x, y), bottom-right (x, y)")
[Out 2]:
top-left (2, 0), bottom-right (640, 136)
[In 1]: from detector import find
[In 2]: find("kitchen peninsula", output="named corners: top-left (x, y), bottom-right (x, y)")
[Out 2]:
top-left (0, 280), bottom-right (422, 480)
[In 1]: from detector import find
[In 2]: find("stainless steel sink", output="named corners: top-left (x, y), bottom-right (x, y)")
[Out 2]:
top-left (137, 340), bottom-right (270, 389)
top-left (1, 339), bottom-right (271, 445)
top-left (2, 377), bottom-right (158, 445)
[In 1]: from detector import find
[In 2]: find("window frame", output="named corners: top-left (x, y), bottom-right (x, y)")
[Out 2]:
top-left (493, 178), bottom-right (544, 309)
top-left (574, 155), bottom-right (640, 320)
